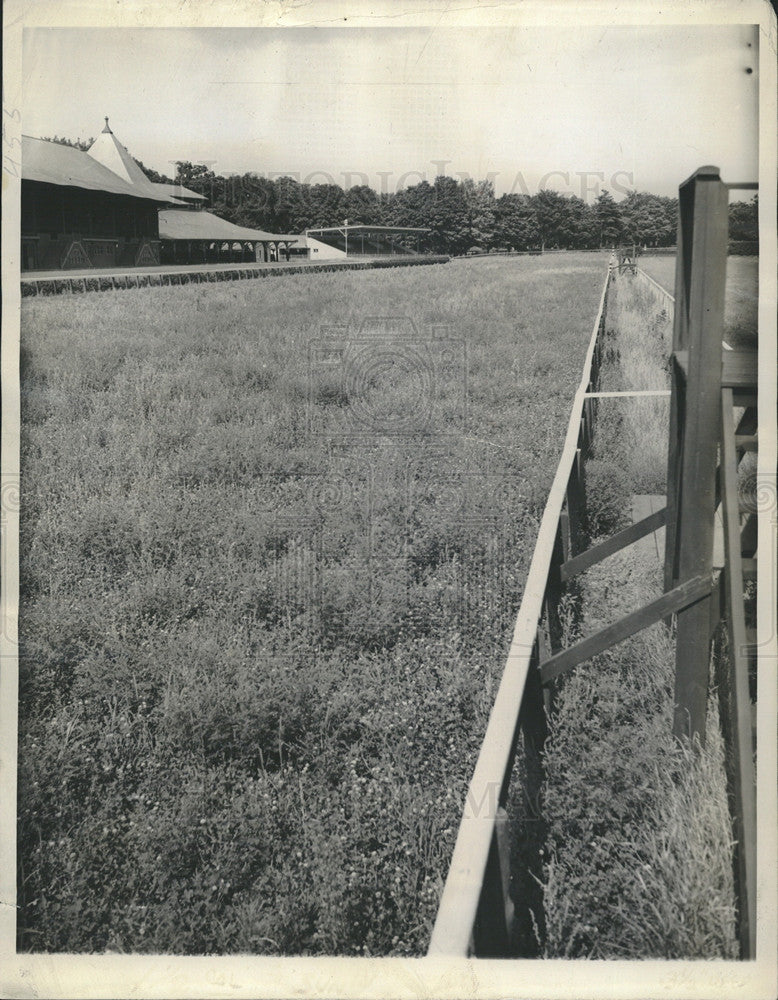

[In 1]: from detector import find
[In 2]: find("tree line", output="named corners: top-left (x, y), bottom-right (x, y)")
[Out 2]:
top-left (166, 164), bottom-right (683, 254)
top-left (43, 135), bottom-right (759, 255)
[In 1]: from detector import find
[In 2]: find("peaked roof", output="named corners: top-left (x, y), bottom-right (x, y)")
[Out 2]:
top-left (21, 134), bottom-right (176, 203)
top-left (159, 209), bottom-right (300, 243)
top-left (86, 119), bottom-right (166, 200)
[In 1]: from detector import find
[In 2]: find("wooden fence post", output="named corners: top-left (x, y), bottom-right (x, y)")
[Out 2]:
top-left (664, 167), bottom-right (728, 742)
top-left (720, 387), bottom-right (757, 958)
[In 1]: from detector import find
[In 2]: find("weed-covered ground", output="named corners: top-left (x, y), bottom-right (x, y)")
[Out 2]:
top-left (541, 550), bottom-right (738, 959)
top-left (539, 269), bottom-right (738, 958)
top-left (18, 254), bottom-right (605, 954)
top-left (585, 273), bottom-right (671, 535)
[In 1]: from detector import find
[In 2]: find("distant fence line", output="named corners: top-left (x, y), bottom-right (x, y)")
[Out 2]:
top-left (454, 248), bottom-right (612, 260)
top-left (19, 255), bottom-right (450, 296)
top-left (643, 243), bottom-right (757, 256)
top-left (425, 243), bottom-right (752, 262)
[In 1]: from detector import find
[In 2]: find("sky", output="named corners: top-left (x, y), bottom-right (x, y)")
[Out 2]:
top-left (21, 24), bottom-right (759, 201)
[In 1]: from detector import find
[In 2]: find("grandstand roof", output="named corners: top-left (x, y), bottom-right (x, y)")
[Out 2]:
top-left (21, 134), bottom-right (177, 203)
top-left (22, 119), bottom-right (299, 246)
top-left (149, 182), bottom-right (207, 202)
top-left (159, 209), bottom-right (301, 243)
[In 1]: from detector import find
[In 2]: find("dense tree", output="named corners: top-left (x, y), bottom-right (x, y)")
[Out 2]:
top-left (270, 176), bottom-right (309, 234)
top-left (728, 197), bottom-right (758, 242)
top-left (344, 184), bottom-right (384, 226)
top-left (530, 190), bottom-right (571, 251)
top-left (303, 183), bottom-right (346, 228)
top-left (492, 194), bottom-right (540, 251)
top-left (594, 190), bottom-right (623, 246)
top-left (428, 175), bottom-right (471, 254)
top-left (386, 179), bottom-right (433, 228)
top-left (173, 161), bottom-right (220, 198)
top-left (461, 178), bottom-right (496, 250)
top-left (237, 174), bottom-right (277, 230)
top-left (560, 196), bottom-right (599, 249)
top-left (620, 192), bottom-right (676, 248)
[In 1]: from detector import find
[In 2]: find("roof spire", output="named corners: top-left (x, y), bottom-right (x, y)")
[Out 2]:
top-left (102, 117), bottom-right (112, 134)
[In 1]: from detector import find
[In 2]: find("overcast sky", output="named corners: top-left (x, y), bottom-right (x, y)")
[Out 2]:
top-left (21, 24), bottom-right (759, 200)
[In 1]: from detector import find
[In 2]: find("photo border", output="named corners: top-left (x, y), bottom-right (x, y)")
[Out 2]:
top-left (2, 2), bottom-right (775, 998)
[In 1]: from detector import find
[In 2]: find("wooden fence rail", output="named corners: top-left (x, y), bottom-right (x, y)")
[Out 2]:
top-left (428, 165), bottom-right (759, 960)
top-left (426, 268), bottom-right (610, 957)
top-left (635, 266), bottom-right (676, 308)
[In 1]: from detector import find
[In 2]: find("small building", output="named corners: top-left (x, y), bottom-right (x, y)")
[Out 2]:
top-left (304, 224), bottom-right (430, 260)
top-left (21, 120), bottom-right (178, 271)
top-left (158, 209), bottom-right (300, 265)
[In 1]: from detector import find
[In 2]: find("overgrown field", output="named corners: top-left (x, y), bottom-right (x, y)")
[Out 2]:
top-left (638, 254), bottom-right (758, 348)
top-left (18, 254), bottom-right (605, 955)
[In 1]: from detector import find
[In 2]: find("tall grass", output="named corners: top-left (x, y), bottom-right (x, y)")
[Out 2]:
top-left (586, 273), bottom-right (671, 535)
top-left (539, 269), bottom-right (738, 959)
top-left (18, 254), bottom-right (606, 954)
top-left (541, 548), bottom-right (738, 959)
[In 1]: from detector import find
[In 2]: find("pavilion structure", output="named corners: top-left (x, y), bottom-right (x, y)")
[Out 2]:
top-left (304, 224), bottom-right (430, 260)
top-left (20, 122), bottom-right (177, 271)
top-left (158, 208), bottom-right (300, 265)
top-left (20, 118), bottom-right (301, 270)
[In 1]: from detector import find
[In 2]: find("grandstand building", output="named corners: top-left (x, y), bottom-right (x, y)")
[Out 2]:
top-left (158, 207), bottom-right (300, 266)
top-left (20, 119), bottom-right (301, 271)
top-left (21, 122), bottom-right (177, 271)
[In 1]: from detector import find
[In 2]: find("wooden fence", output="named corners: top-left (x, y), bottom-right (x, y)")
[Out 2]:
top-left (665, 167), bottom-right (758, 957)
top-left (635, 265), bottom-right (676, 308)
top-left (428, 165), bottom-right (759, 960)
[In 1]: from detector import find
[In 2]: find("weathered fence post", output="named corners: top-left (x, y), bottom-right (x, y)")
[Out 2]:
top-left (664, 166), bottom-right (729, 742)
